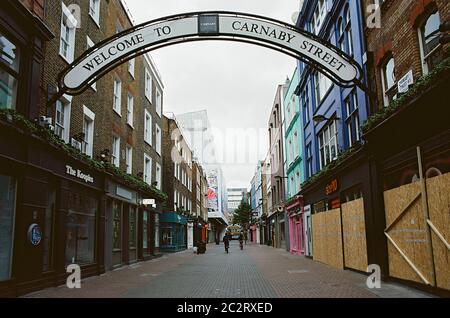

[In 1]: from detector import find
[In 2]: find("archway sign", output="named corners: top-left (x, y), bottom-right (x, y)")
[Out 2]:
top-left (57, 11), bottom-right (365, 97)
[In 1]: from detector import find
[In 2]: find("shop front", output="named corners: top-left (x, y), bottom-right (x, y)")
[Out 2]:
top-left (159, 212), bottom-right (187, 252)
top-left (0, 120), bottom-right (106, 297)
top-left (300, 146), bottom-right (378, 273)
top-left (250, 224), bottom-right (257, 243)
top-left (105, 180), bottom-right (141, 270)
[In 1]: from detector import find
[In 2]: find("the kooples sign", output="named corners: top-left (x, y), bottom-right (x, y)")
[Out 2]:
top-left (66, 165), bottom-right (94, 184)
top-left (61, 13), bottom-right (360, 93)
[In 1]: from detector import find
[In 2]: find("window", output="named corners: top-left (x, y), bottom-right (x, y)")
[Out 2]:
top-left (156, 124), bottom-right (161, 155)
top-left (345, 91), bottom-right (360, 148)
top-left (344, 7), bottom-right (353, 56)
top-left (156, 89), bottom-right (162, 117)
top-left (54, 96), bottom-right (71, 142)
top-left (112, 136), bottom-right (120, 167)
top-left (0, 32), bottom-right (20, 110)
top-left (127, 93), bottom-right (134, 127)
top-left (82, 106), bottom-right (95, 158)
top-left (380, 56), bottom-right (397, 106)
top-left (306, 143), bottom-right (314, 178)
top-left (314, 71), bottom-right (332, 104)
top-left (126, 146), bottom-right (133, 174)
top-left (89, 0), bottom-right (100, 25)
top-left (60, 3), bottom-right (77, 63)
top-left (113, 78), bottom-right (122, 115)
top-left (144, 110), bottom-right (152, 145)
top-left (318, 120), bottom-right (338, 170)
top-left (418, 11), bottom-right (442, 75)
top-left (156, 163), bottom-right (162, 190)
top-left (145, 69), bottom-right (153, 102)
top-left (144, 154), bottom-right (152, 185)
top-left (301, 85), bottom-right (310, 125)
top-left (0, 175), bottom-right (16, 281)
top-left (128, 58), bottom-right (135, 78)
top-left (337, 18), bottom-right (345, 52)
top-left (65, 191), bottom-right (97, 265)
top-left (311, 0), bottom-right (328, 35)
top-left (174, 190), bottom-right (178, 210)
top-left (86, 36), bottom-right (97, 90)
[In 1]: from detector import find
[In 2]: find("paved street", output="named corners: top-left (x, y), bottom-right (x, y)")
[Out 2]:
top-left (24, 243), bottom-right (433, 298)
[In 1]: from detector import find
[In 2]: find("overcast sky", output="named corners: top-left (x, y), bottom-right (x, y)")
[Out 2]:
top-left (126, 0), bottom-right (300, 189)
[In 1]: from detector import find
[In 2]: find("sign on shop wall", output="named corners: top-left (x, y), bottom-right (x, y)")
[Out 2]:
top-left (57, 12), bottom-right (363, 96)
top-left (66, 165), bottom-right (94, 184)
top-left (325, 179), bottom-right (339, 196)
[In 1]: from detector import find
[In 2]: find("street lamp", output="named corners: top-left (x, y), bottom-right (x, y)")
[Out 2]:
top-left (313, 114), bottom-right (341, 123)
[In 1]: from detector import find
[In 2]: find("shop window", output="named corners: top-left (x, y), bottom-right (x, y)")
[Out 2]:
top-left (142, 211), bottom-right (149, 252)
top-left (129, 207), bottom-right (137, 249)
top-left (65, 191), bottom-right (97, 265)
top-left (342, 186), bottom-right (363, 203)
top-left (0, 31), bottom-right (20, 110)
top-left (418, 10), bottom-right (442, 75)
top-left (0, 175), bottom-right (16, 281)
top-left (113, 201), bottom-right (122, 251)
top-left (43, 190), bottom-right (56, 272)
top-left (161, 227), bottom-right (172, 246)
top-left (154, 214), bottom-right (160, 248)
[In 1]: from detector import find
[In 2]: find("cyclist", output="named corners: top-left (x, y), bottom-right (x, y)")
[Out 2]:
top-left (223, 232), bottom-right (231, 254)
top-left (238, 232), bottom-right (244, 250)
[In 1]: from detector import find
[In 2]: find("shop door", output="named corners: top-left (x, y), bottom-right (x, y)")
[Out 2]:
top-left (296, 217), bottom-right (305, 255)
top-left (128, 206), bottom-right (137, 263)
top-left (112, 201), bottom-right (122, 267)
top-left (142, 211), bottom-right (150, 256)
top-left (306, 215), bottom-right (313, 256)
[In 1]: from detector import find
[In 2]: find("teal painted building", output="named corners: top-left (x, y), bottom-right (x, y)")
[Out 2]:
top-left (283, 67), bottom-right (304, 200)
top-left (159, 212), bottom-right (187, 252)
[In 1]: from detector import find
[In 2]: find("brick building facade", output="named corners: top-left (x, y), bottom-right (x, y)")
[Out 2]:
top-left (361, 0), bottom-right (450, 295)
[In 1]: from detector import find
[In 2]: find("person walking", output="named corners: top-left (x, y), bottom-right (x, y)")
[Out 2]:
top-left (223, 232), bottom-right (230, 254)
top-left (238, 232), bottom-right (244, 250)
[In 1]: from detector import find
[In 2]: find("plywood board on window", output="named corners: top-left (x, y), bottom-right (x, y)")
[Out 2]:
top-left (342, 198), bottom-right (368, 272)
top-left (426, 173), bottom-right (450, 291)
top-left (383, 182), bottom-right (434, 285)
top-left (312, 209), bottom-right (343, 270)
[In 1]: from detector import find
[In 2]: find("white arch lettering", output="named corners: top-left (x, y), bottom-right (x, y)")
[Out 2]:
top-left (60, 12), bottom-right (361, 94)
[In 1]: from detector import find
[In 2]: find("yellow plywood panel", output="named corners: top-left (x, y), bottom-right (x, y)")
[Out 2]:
top-left (312, 209), bottom-right (343, 269)
top-left (426, 173), bottom-right (450, 291)
top-left (342, 198), bottom-right (368, 272)
top-left (384, 182), bottom-right (434, 284)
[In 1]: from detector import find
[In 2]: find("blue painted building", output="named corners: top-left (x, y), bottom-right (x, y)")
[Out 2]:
top-left (297, 0), bottom-right (369, 184)
top-left (295, 0), bottom-right (374, 260)
top-left (159, 212), bottom-right (188, 252)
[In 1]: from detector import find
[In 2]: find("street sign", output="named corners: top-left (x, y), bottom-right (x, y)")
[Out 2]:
top-left (56, 11), bottom-right (363, 97)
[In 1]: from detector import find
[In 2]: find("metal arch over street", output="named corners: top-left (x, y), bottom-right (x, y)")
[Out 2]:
top-left (56, 11), bottom-right (365, 97)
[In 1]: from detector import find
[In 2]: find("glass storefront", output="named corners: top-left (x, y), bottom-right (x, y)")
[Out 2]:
top-left (0, 175), bottom-right (16, 281)
top-left (65, 190), bottom-right (98, 265)
top-left (43, 190), bottom-right (55, 272)
top-left (143, 211), bottom-right (148, 250)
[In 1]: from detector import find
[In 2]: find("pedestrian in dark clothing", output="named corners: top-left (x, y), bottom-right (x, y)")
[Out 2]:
top-left (223, 233), bottom-right (230, 253)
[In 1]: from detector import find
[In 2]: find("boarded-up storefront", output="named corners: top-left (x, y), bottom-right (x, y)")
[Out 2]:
top-left (312, 200), bottom-right (369, 272)
top-left (383, 149), bottom-right (450, 291)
